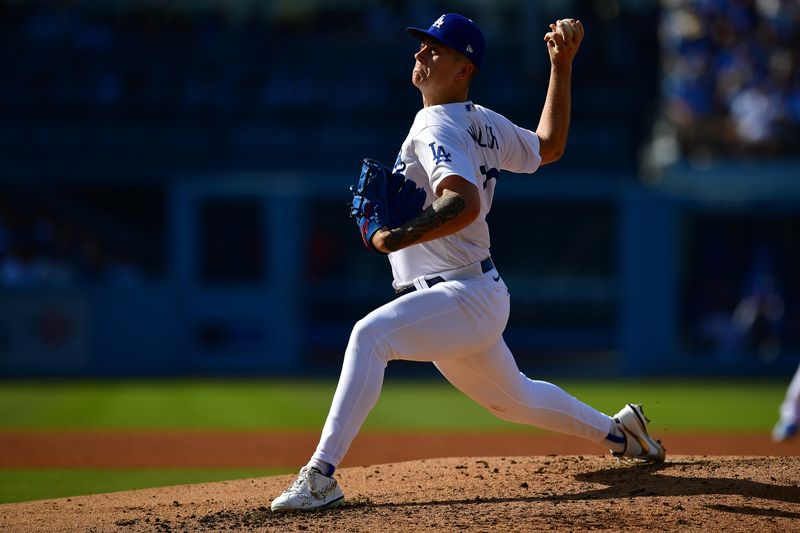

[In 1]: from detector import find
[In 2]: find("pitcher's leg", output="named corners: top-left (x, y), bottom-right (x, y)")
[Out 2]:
top-left (434, 337), bottom-right (615, 443)
top-left (310, 319), bottom-right (389, 468)
top-left (312, 284), bottom-right (504, 468)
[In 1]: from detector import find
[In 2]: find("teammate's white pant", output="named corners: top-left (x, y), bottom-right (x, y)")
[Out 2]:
top-left (311, 268), bottom-right (616, 468)
top-left (779, 363), bottom-right (800, 424)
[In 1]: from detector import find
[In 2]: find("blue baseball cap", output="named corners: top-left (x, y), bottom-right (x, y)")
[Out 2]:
top-left (407, 13), bottom-right (485, 70)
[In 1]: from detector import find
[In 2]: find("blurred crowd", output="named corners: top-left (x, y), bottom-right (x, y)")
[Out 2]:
top-left (660, 0), bottom-right (800, 160)
top-left (0, 3), bottom-right (445, 122)
top-left (0, 197), bottom-right (144, 288)
top-left (0, 2), bottom-right (656, 142)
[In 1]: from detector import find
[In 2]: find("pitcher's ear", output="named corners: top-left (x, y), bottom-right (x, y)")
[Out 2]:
top-left (456, 60), bottom-right (476, 81)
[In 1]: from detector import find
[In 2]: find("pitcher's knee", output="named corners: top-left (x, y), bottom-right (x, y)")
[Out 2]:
top-left (350, 316), bottom-right (379, 345)
top-left (347, 317), bottom-right (391, 363)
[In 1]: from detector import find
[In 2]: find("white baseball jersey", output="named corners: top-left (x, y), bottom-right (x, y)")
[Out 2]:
top-left (389, 100), bottom-right (542, 287)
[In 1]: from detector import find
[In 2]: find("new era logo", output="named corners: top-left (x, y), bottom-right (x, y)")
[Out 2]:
top-left (466, 44), bottom-right (474, 53)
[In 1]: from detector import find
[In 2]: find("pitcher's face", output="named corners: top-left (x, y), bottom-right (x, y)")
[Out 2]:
top-left (411, 38), bottom-right (467, 90)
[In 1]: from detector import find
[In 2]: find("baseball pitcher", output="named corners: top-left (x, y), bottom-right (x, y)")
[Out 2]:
top-left (272, 13), bottom-right (665, 512)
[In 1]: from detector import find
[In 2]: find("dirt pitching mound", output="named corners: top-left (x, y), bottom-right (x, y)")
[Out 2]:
top-left (2, 455), bottom-right (799, 532)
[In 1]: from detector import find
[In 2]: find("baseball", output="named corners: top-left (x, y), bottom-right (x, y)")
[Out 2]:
top-left (558, 19), bottom-right (575, 39)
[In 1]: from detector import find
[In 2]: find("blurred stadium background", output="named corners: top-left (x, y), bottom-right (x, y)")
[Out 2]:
top-left (1, 0), bottom-right (799, 381)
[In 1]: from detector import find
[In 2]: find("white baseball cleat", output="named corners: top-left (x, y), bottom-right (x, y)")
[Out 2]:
top-left (271, 466), bottom-right (344, 512)
top-left (612, 403), bottom-right (666, 464)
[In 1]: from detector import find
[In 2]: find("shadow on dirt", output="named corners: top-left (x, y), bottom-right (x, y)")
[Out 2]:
top-left (703, 504), bottom-right (800, 519)
top-left (569, 460), bottom-right (800, 506)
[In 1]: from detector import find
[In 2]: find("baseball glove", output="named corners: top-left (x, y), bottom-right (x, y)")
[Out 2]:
top-left (350, 158), bottom-right (426, 253)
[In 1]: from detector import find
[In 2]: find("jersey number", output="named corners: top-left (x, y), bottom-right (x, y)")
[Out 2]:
top-left (480, 165), bottom-right (499, 189)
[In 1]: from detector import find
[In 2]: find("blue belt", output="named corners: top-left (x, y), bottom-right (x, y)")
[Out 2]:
top-left (395, 257), bottom-right (495, 297)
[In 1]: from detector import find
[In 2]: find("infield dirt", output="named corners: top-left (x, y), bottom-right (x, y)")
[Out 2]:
top-left (2, 455), bottom-right (799, 532)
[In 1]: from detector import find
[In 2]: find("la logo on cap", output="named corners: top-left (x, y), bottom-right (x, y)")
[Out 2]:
top-left (466, 44), bottom-right (474, 53)
top-left (433, 15), bottom-right (445, 28)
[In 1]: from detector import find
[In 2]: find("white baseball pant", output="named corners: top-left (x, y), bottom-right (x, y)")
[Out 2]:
top-left (311, 267), bottom-right (616, 468)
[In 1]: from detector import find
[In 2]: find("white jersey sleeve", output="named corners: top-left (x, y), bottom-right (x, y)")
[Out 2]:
top-left (492, 112), bottom-right (542, 174)
top-left (412, 125), bottom-right (477, 194)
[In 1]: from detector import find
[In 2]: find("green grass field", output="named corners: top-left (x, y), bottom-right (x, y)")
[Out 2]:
top-left (0, 469), bottom-right (283, 505)
top-left (0, 378), bottom-right (786, 431)
top-left (0, 378), bottom-right (789, 504)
